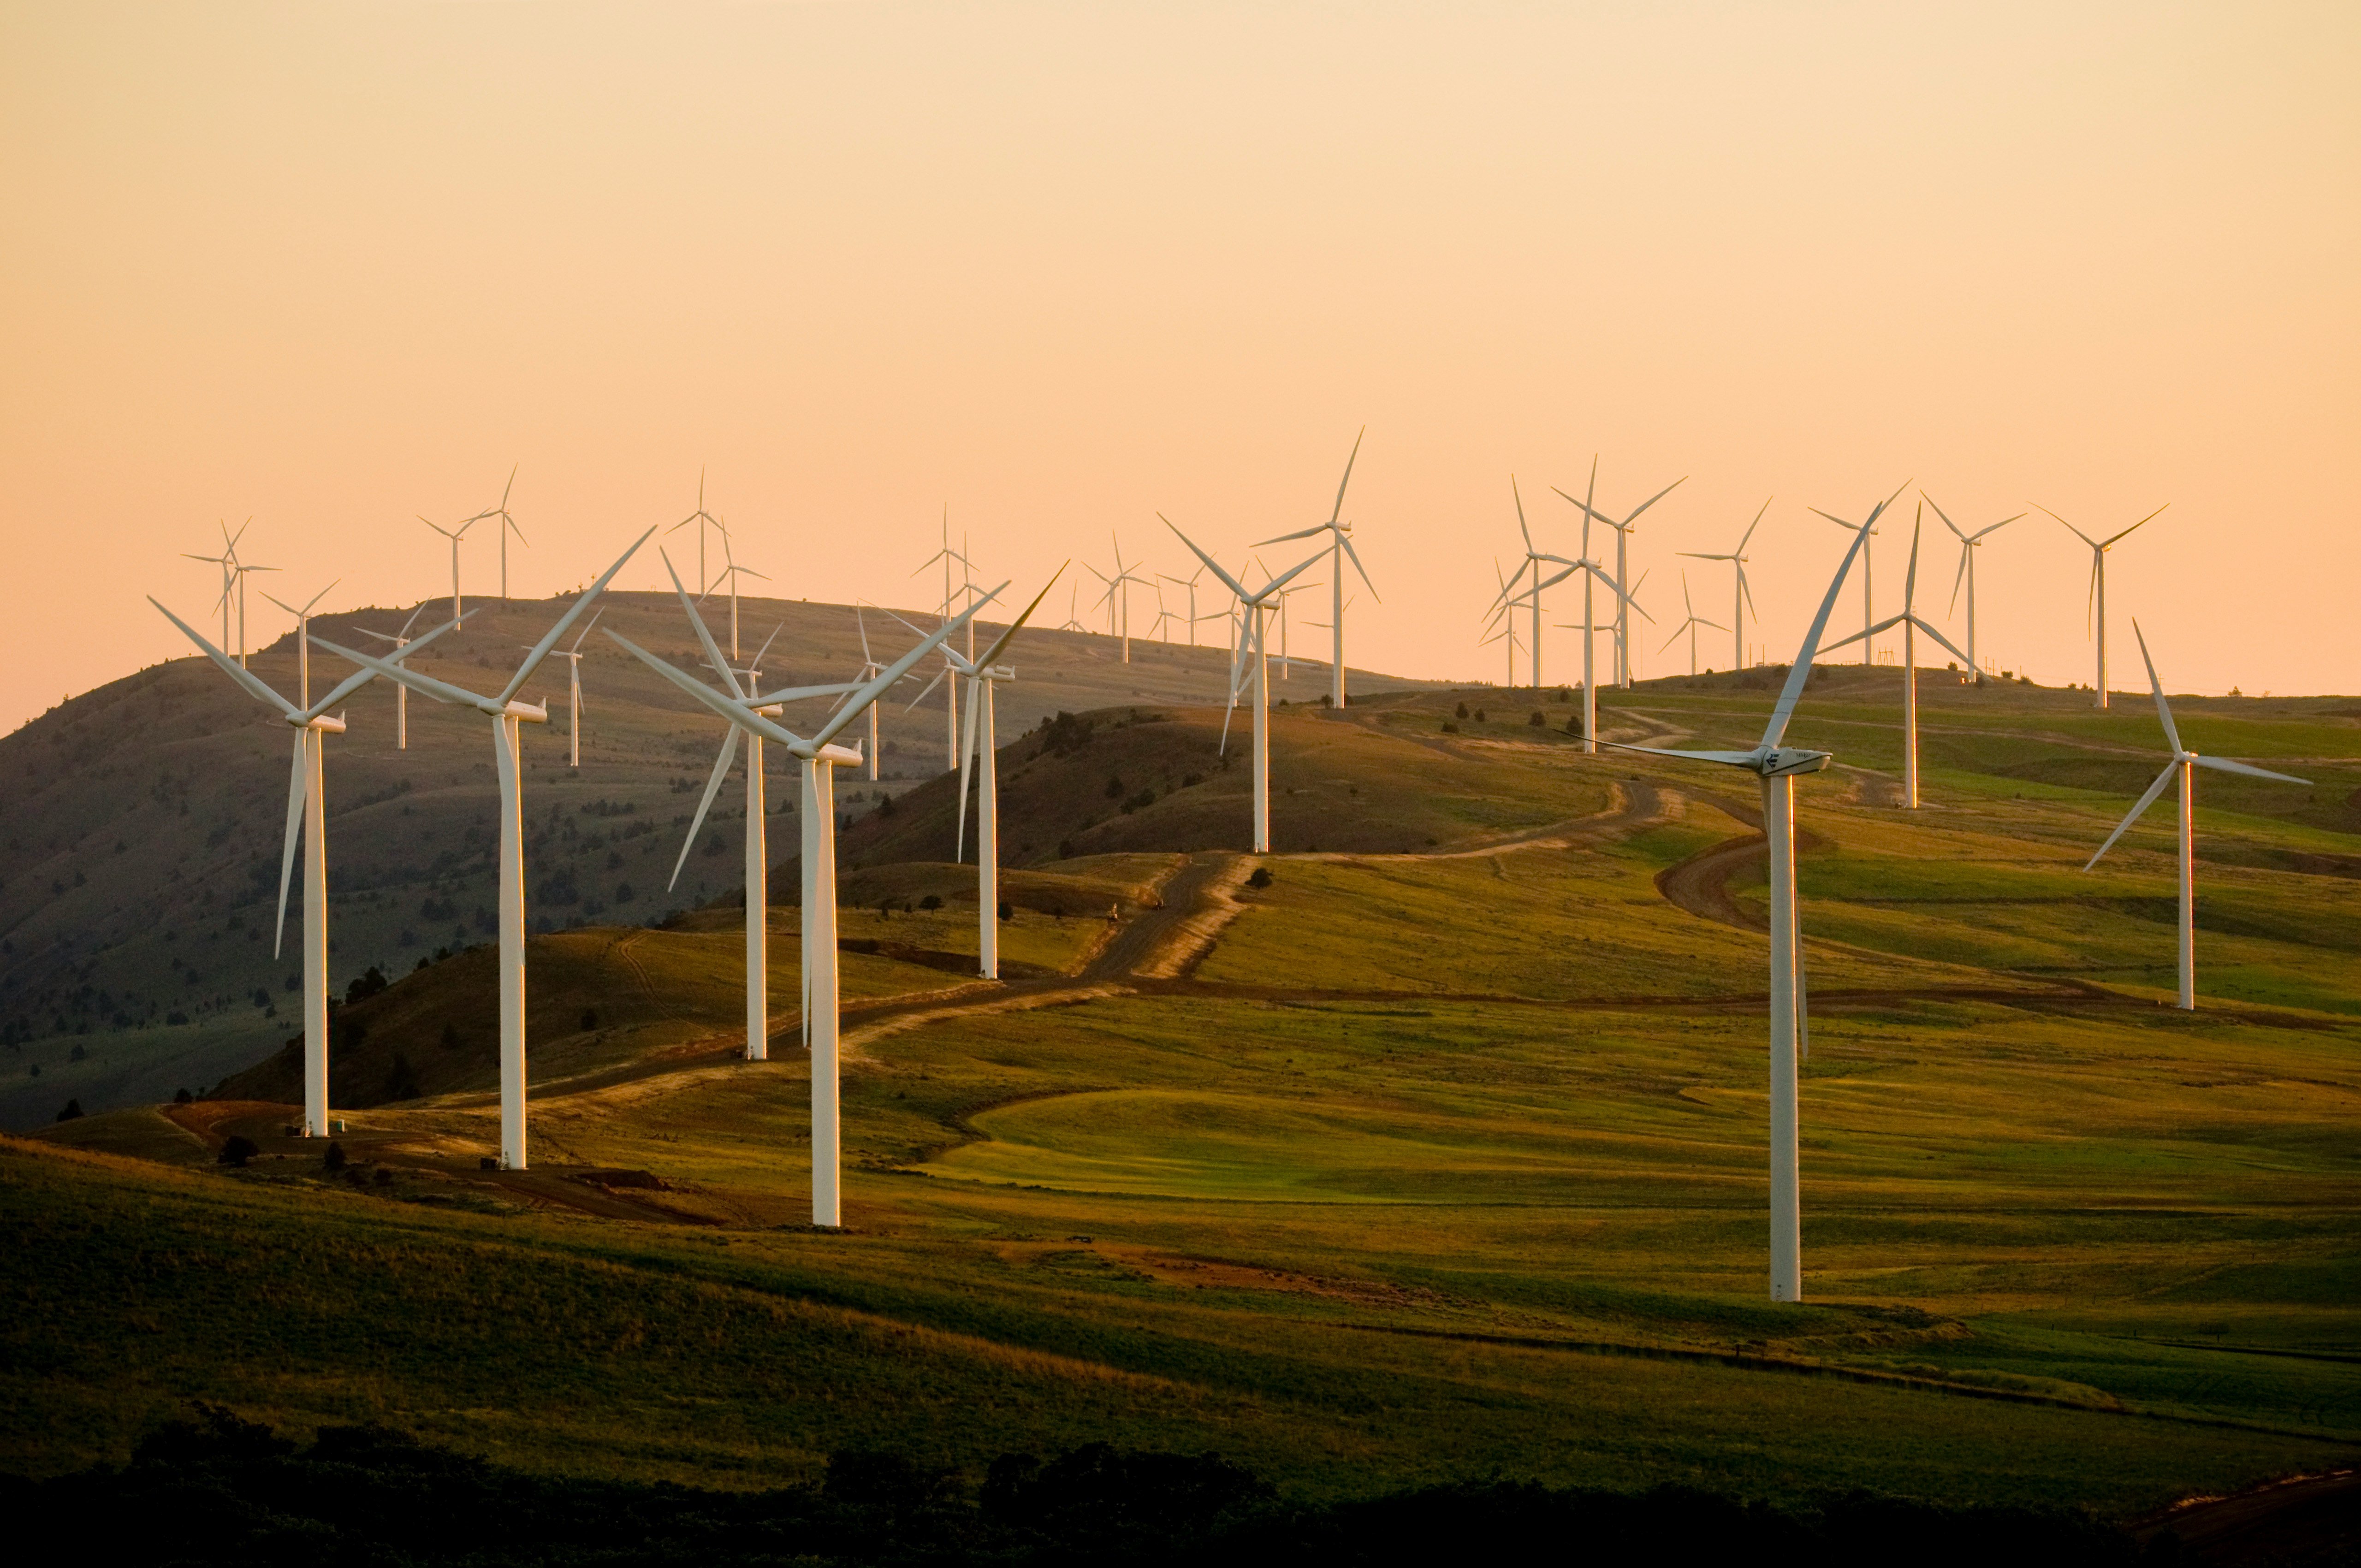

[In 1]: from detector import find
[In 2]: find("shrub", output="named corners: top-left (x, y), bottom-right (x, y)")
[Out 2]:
top-left (55, 1098), bottom-right (83, 1122)
top-left (219, 1135), bottom-right (260, 1167)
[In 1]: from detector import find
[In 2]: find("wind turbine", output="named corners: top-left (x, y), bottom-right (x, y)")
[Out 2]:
top-left (661, 574), bottom-right (858, 1069)
top-left (356, 605), bottom-right (430, 748)
top-left (1920, 493), bottom-right (2021, 685)
top-left (1163, 518), bottom-right (1324, 853)
top-left (474, 466), bottom-right (526, 600)
top-left (1555, 463), bottom-right (1686, 689)
top-left (150, 596), bottom-right (461, 1138)
top-left (1818, 508), bottom-right (1971, 808)
top-left (1810, 502), bottom-right (1880, 664)
top-left (1092, 534), bottom-right (1151, 664)
top-left (901, 571), bottom-right (1062, 979)
top-left (706, 531), bottom-right (770, 660)
top-left (1160, 564), bottom-right (1208, 647)
top-left (1604, 483), bottom-right (1902, 1302)
top-left (1539, 467), bottom-right (1649, 754)
top-left (260, 580), bottom-right (341, 707)
top-left (1678, 499), bottom-right (1769, 674)
top-left (540, 611), bottom-right (602, 769)
top-left (422, 514), bottom-right (478, 625)
top-left (1256, 428), bottom-right (1376, 709)
top-left (911, 513), bottom-right (972, 770)
top-left (610, 586), bottom-right (1001, 1226)
top-left (668, 469), bottom-right (725, 595)
top-left (2083, 622), bottom-right (2308, 1010)
top-left (2041, 503), bottom-right (2166, 709)
top-left (312, 531), bottom-right (653, 1169)
top-left (1660, 571), bottom-right (1730, 678)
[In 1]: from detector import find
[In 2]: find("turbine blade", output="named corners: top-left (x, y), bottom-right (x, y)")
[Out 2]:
top-left (273, 733), bottom-right (305, 958)
top-left (498, 526), bottom-right (655, 705)
top-left (670, 730), bottom-right (742, 891)
top-left (2128, 620), bottom-right (2183, 756)
top-left (2193, 755), bottom-right (2311, 786)
top-left (2083, 762), bottom-right (2180, 870)
top-left (148, 598), bottom-right (302, 720)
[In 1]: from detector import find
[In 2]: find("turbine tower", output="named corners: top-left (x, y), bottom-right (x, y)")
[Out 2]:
top-left (1678, 499), bottom-right (1768, 674)
top-left (1660, 571), bottom-right (1728, 677)
top-left (2041, 503), bottom-right (2165, 709)
top-left (1920, 492), bottom-right (2020, 684)
top-left (2083, 622), bottom-right (2308, 1009)
top-left (1255, 428), bottom-right (1376, 709)
top-left (313, 531), bottom-right (653, 1170)
top-left (1164, 518), bottom-right (1323, 854)
top-left (150, 597), bottom-right (460, 1138)
top-left (1819, 508), bottom-right (1970, 808)
top-left (1555, 462), bottom-right (1685, 689)
top-left (610, 589), bottom-right (999, 1226)
top-left (1605, 483), bottom-right (1900, 1302)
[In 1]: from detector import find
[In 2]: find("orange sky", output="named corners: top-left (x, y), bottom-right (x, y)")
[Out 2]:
top-left (3, 2), bottom-right (2355, 734)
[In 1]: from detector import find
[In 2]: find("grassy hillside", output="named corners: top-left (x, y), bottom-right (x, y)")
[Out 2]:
top-left (0, 595), bottom-right (1436, 1128)
top-left (9, 655), bottom-right (2359, 1527)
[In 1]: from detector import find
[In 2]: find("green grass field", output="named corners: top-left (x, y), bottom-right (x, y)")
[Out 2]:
top-left (10, 674), bottom-right (2360, 1524)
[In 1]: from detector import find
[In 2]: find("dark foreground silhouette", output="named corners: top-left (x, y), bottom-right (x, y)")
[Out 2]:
top-left (0, 1404), bottom-right (2294, 1565)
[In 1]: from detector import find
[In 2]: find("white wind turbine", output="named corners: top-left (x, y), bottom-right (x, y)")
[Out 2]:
top-left (911, 513), bottom-right (973, 769)
top-left (422, 513), bottom-right (478, 625)
top-left (1661, 572), bottom-right (1728, 678)
top-left (661, 575), bottom-right (860, 1068)
top-left (312, 531), bottom-right (653, 1169)
top-left (1605, 485), bottom-right (1900, 1302)
top-left (1811, 502), bottom-right (1879, 664)
top-left (1160, 564), bottom-right (1208, 647)
top-left (150, 596), bottom-right (462, 1138)
top-left (356, 606), bottom-right (430, 749)
top-left (1555, 462), bottom-right (1686, 689)
top-left (902, 571), bottom-right (1062, 980)
top-left (541, 612), bottom-right (601, 769)
top-left (1091, 535), bottom-right (1151, 664)
top-left (1163, 518), bottom-right (1324, 853)
top-left (1540, 467), bottom-right (1649, 754)
top-left (610, 586), bottom-right (1001, 1226)
top-left (474, 466), bottom-right (527, 601)
top-left (1677, 499), bottom-right (1769, 674)
top-left (1256, 428), bottom-right (1376, 708)
top-left (668, 469), bottom-right (725, 595)
top-left (1921, 493), bottom-right (2021, 684)
top-left (2042, 503), bottom-right (2166, 709)
top-left (2083, 622), bottom-right (2308, 1010)
top-left (1818, 508), bottom-right (1971, 809)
